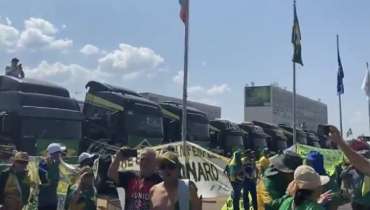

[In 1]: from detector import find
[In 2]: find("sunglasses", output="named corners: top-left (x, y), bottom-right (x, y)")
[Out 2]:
top-left (159, 162), bottom-right (177, 170)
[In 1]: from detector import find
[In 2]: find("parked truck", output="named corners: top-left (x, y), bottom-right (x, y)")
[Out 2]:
top-left (80, 81), bottom-right (164, 152)
top-left (238, 122), bottom-right (269, 152)
top-left (208, 119), bottom-right (246, 156)
top-left (160, 101), bottom-right (210, 147)
top-left (252, 121), bottom-right (288, 152)
top-left (0, 75), bottom-right (82, 156)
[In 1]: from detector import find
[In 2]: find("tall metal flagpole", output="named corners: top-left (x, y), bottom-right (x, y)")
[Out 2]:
top-left (367, 62), bottom-right (370, 134)
top-left (293, 62), bottom-right (297, 146)
top-left (339, 94), bottom-right (343, 137)
top-left (181, 0), bottom-right (190, 177)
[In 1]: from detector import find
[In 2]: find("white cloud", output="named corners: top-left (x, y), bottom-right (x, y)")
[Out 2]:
top-left (206, 84), bottom-right (231, 96)
top-left (61, 24), bottom-right (67, 29)
top-left (24, 43), bottom-right (166, 96)
top-left (172, 71), bottom-right (230, 104)
top-left (80, 44), bottom-right (100, 55)
top-left (173, 70), bottom-right (183, 85)
top-left (24, 17), bottom-right (57, 35)
top-left (0, 24), bottom-right (19, 49)
top-left (98, 43), bottom-right (164, 75)
top-left (0, 17), bottom-right (72, 52)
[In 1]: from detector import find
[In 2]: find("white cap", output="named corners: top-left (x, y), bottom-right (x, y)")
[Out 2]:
top-left (78, 152), bottom-right (94, 163)
top-left (47, 143), bottom-right (63, 155)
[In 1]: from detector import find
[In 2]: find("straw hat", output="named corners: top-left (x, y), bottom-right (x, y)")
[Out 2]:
top-left (293, 165), bottom-right (329, 190)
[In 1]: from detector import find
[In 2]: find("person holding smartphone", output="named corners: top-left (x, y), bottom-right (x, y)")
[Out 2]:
top-left (328, 125), bottom-right (370, 176)
top-left (64, 166), bottom-right (97, 210)
top-left (108, 147), bottom-right (162, 210)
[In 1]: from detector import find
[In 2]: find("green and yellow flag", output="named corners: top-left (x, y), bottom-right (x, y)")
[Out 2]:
top-left (292, 0), bottom-right (303, 66)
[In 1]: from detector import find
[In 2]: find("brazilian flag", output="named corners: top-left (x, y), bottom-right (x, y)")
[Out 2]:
top-left (292, 0), bottom-right (303, 66)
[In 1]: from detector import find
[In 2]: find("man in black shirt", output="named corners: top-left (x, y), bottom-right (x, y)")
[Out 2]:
top-left (108, 148), bottom-right (162, 210)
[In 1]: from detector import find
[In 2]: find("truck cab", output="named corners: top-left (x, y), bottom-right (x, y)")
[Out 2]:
top-left (160, 102), bottom-right (210, 147)
top-left (239, 122), bottom-right (269, 152)
top-left (209, 119), bottom-right (245, 156)
top-left (253, 121), bottom-right (288, 152)
top-left (81, 81), bottom-right (164, 151)
top-left (0, 75), bottom-right (82, 156)
top-left (279, 124), bottom-right (307, 146)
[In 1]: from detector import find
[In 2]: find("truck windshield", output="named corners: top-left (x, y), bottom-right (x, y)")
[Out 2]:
top-left (225, 135), bottom-right (244, 149)
top-left (254, 137), bottom-right (268, 150)
top-left (126, 110), bottom-right (163, 138)
top-left (188, 114), bottom-right (209, 141)
top-left (21, 117), bottom-right (81, 139)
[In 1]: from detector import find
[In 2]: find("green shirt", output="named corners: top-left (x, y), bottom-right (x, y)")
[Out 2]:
top-left (263, 170), bottom-right (289, 200)
top-left (278, 197), bottom-right (325, 210)
top-left (64, 184), bottom-right (96, 210)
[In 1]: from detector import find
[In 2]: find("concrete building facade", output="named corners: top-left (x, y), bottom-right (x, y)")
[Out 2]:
top-left (244, 85), bottom-right (328, 131)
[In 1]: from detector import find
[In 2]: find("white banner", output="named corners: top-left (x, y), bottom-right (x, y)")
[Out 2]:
top-left (124, 141), bottom-right (232, 198)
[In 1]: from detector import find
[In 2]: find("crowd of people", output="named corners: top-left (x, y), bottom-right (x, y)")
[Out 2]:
top-left (1, 125), bottom-right (370, 210)
top-left (225, 125), bottom-right (370, 210)
top-left (0, 142), bottom-right (202, 210)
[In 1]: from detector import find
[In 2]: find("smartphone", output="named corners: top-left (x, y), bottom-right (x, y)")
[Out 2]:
top-left (318, 124), bottom-right (331, 136)
top-left (120, 148), bottom-right (138, 158)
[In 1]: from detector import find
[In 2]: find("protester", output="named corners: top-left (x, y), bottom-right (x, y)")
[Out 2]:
top-left (278, 165), bottom-right (330, 210)
top-left (241, 152), bottom-right (258, 210)
top-left (0, 152), bottom-right (31, 210)
top-left (328, 125), bottom-right (370, 176)
top-left (78, 152), bottom-right (97, 168)
top-left (108, 148), bottom-right (162, 210)
top-left (328, 126), bottom-right (370, 209)
top-left (64, 166), bottom-right (97, 210)
top-left (5, 58), bottom-right (24, 79)
top-left (224, 150), bottom-right (245, 210)
top-left (149, 151), bottom-right (201, 210)
top-left (257, 151), bottom-right (270, 175)
top-left (264, 151), bottom-right (303, 200)
top-left (38, 143), bottom-right (63, 210)
top-left (306, 151), bottom-right (350, 210)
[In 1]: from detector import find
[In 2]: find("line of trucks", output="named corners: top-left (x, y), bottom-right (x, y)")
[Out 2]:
top-left (0, 75), bottom-right (335, 159)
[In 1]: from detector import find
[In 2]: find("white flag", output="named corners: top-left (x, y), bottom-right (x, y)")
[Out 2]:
top-left (361, 63), bottom-right (370, 98)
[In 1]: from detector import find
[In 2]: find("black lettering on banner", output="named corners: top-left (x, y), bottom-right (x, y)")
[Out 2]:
top-left (210, 163), bottom-right (219, 180)
top-left (197, 162), bottom-right (207, 181)
top-left (203, 162), bottom-right (212, 181)
top-left (181, 161), bottom-right (198, 181)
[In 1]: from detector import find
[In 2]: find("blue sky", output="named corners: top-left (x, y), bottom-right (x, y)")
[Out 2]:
top-left (1, 0), bottom-right (370, 137)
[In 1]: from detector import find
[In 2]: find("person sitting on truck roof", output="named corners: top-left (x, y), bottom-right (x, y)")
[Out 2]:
top-left (38, 143), bottom-right (63, 210)
top-left (108, 148), bottom-right (162, 210)
top-left (5, 58), bottom-right (24, 79)
top-left (0, 151), bottom-right (31, 210)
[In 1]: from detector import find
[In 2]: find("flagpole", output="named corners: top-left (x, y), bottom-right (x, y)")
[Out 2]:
top-left (367, 63), bottom-right (370, 135)
top-left (293, 62), bottom-right (297, 146)
top-left (339, 94), bottom-right (343, 137)
top-left (181, 0), bottom-right (190, 178)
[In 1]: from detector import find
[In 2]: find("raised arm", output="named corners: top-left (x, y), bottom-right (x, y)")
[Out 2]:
top-left (329, 126), bottom-right (370, 176)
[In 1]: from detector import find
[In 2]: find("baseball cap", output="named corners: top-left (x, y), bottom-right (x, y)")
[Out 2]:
top-left (294, 165), bottom-right (329, 190)
top-left (47, 143), bottom-right (63, 155)
top-left (158, 151), bottom-right (180, 166)
top-left (14, 152), bottom-right (29, 162)
top-left (78, 152), bottom-right (95, 164)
